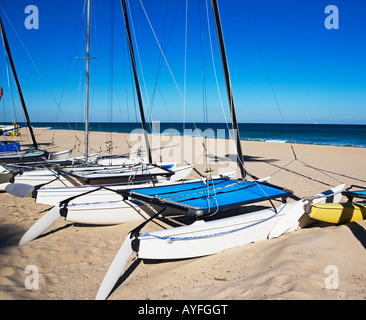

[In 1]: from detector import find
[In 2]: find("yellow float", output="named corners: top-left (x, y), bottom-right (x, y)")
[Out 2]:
top-left (308, 186), bottom-right (366, 224)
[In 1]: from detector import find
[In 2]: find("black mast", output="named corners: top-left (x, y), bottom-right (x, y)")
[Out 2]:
top-left (121, 0), bottom-right (152, 164)
top-left (210, 0), bottom-right (247, 180)
top-left (84, 0), bottom-right (91, 162)
top-left (0, 15), bottom-right (38, 150)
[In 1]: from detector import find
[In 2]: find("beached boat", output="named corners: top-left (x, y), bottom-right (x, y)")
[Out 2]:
top-left (0, 148), bottom-right (72, 165)
top-left (5, 161), bottom-right (193, 199)
top-left (0, 152), bottom-right (98, 190)
top-left (18, 171), bottom-right (236, 246)
top-left (0, 149), bottom-right (47, 164)
top-left (33, 162), bottom-right (194, 205)
top-left (95, 182), bottom-right (344, 299)
top-left (2, 0), bottom-right (194, 193)
top-left (306, 185), bottom-right (366, 224)
top-left (94, 0), bottom-right (347, 299)
top-left (9, 0), bottom-right (349, 301)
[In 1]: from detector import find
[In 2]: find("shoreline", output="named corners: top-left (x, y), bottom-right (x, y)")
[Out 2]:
top-left (3, 122), bottom-right (366, 149)
top-left (8, 126), bottom-right (366, 150)
top-left (0, 127), bottom-right (365, 300)
top-left (45, 128), bottom-right (366, 149)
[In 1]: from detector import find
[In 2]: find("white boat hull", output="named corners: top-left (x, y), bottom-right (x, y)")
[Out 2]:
top-left (61, 172), bottom-right (237, 225)
top-left (36, 164), bottom-right (194, 205)
top-left (136, 202), bottom-right (301, 259)
top-left (134, 184), bottom-right (345, 260)
top-left (94, 184), bottom-right (344, 300)
top-left (65, 199), bottom-right (149, 225)
top-left (48, 149), bottom-right (72, 160)
top-left (0, 152), bottom-right (100, 190)
top-left (15, 169), bottom-right (66, 186)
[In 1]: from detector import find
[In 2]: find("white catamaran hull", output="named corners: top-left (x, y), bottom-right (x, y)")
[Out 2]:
top-left (48, 149), bottom-right (72, 161)
top-left (15, 169), bottom-right (67, 186)
top-left (35, 164), bottom-right (194, 205)
top-left (14, 162), bottom-right (172, 187)
top-left (135, 184), bottom-right (344, 260)
top-left (1, 169), bottom-right (73, 191)
top-left (0, 153), bottom-right (100, 190)
top-left (95, 184), bottom-right (344, 300)
top-left (59, 171), bottom-right (237, 225)
top-left (65, 199), bottom-right (153, 225)
top-left (137, 202), bottom-right (301, 259)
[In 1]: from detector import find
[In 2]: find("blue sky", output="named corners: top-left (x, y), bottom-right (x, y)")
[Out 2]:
top-left (0, 0), bottom-right (365, 124)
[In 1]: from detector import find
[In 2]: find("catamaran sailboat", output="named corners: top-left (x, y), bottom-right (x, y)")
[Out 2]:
top-left (94, 0), bottom-right (345, 300)
top-left (9, 0), bottom-right (345, 301)
top-left (1, 0), bottom-right (193, 192)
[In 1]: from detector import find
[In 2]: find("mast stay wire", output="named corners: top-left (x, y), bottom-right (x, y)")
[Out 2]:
top-left (0, 3), bottom-right (85, 148)
top-left (126, 0), bottom-right (151, 123)
top-left (146, 0), bottom-right (179, 129)
top-left (204, 0), bottom-right (241, 168)
top-left (141, 0), bottom-right (232, 172)
top-left (239, 1), bottom-right (341, 185)
top-left (183, 0), bottom-right (188, 132)
top-left (137, 0), bottom-right (204, 141)
top-left (137, 0), bottom-right (218, 170)
top-left (199, 0), bottom-right (208, 123)
top-left (137, 0), bottom-right (244, 175)
top-left (205, 0), bottom-right (250, 177)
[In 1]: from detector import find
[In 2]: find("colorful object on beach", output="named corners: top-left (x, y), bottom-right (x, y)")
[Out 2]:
top-left (0, 87), bottom-right (3, 101)
top-left (0, 142), bottom-right (20, 152)
top-left (269, 184), bottom-right (345, 238)
top-left (308, 186), bottom-right (366, 224)
top-left (125, 178), bottom-right (293, 215)
top-left (309, 202), bottom-right (366, 224)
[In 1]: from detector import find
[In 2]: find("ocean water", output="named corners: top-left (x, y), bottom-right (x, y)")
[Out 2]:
top-left (9, 122), bottom-right (366, 148)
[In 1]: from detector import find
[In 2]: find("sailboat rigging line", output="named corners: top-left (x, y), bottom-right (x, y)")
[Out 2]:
top-left (52, 2), bottom-right (86, 144)
top-left (210, 0), bottom-right (246, 180)
top-left (0, 14), bottom-right (38, 150)
top-left (137, 0), bottom-right (182, 103)
top-left (170, 182), bottom-right (260, 202)
top-left (142, 180), bottom-right (278, 208)
top-left (126, 42), bottom-right (139, 122)
top-left (137, 0), bottom-right (204, 143)
top-left (240, 1), bottom-right (287, 129)
top-left (126, 0), bottom-right (150, 115)
top-left (121, 0), bottom-right (152, 164)
top-left (142, 178), bottom-right (230, 198)
top-left (204, 175), bottom-right (219, 217)
top-left (183, 0), bottom-right (188, 131)
top-left (2, 46), bottom-right (18, 126)
top-left (204, 0), bottom-right (232, 140)
top-left (199, 0), bottom-right (209, 123)
top-left (0, 5), bottom-right (82, 147)
top-left (147, 0), bottom-right (180, 128)
top-left (239, 1), bottom-right (333, 188)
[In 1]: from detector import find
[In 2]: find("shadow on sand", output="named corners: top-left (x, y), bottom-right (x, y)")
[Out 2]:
top-left (0, 223), bottom-right (25, 255)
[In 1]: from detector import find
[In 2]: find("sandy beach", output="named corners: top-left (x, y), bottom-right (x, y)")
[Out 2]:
top-left (0, 127), bottom-right (365, 300)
